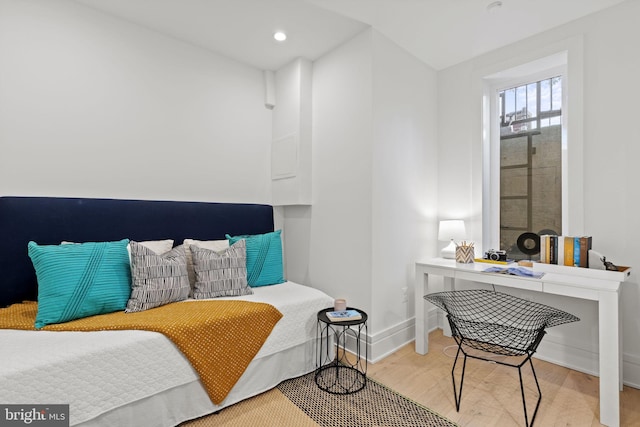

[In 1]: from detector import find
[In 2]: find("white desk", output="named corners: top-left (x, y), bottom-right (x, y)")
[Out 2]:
top-left (415, 258), bottom-right (632, 427)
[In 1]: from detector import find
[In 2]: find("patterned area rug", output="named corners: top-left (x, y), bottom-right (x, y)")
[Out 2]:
top-left (277, 372), bottom-right (458, 427)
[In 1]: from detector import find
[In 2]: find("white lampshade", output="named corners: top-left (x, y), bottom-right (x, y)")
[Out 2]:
top-left (438, 220), bottom-right (466, 259)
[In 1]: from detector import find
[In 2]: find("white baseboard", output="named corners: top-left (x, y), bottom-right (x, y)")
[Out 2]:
top-left (533, 334), bottom-right (599, 376)
top-left (369, 318), bottom-right (415, 363)
top-left (341, 317), bottom-right (416, 364)
top-left (350, 307), bottom-right (440, 363)
top-left (622, 352), bottom-right (640, 389)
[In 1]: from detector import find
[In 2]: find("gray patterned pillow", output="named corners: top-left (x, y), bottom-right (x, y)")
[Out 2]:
top-left (190, 239), bottom-right (252, 298)
top-left (125, 241), bottom-right (190, 312)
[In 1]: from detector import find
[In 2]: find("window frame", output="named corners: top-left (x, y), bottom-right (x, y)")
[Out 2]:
top-left (479, 45), bottom-right (584, 254)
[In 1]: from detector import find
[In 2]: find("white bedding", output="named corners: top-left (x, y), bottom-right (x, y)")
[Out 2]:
top-left (213, 280), bottom-right (333, 358)
top-left (0, 281), bottom-right (334, 426)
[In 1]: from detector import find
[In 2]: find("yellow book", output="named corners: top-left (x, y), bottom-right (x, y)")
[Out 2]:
top-left (564, 236), bottom-right (574, 266)
top-left (474, 258), bottom-right (510, 265)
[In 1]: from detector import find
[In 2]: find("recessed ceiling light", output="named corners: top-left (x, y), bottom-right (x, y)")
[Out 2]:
top-left (487, 1), bottom-right (503, 12)
top-left (273, 32), bottom-right (287, 42)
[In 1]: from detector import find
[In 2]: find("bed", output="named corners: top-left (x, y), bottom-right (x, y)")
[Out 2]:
top-left (0, 196), bottom-right (334, 426)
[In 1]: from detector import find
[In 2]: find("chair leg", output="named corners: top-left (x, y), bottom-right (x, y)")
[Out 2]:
top-left (518, 357), bottom-right (542, 427)
top-left (451, 344), bottom-right (467, 412)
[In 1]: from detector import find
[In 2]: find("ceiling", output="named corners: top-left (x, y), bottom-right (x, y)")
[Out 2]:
top-left (74, 0), bottom-right (627, 71)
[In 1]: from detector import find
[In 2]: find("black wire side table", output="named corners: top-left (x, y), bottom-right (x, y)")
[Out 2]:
top-left (315, 307), bottom-right (368, 394)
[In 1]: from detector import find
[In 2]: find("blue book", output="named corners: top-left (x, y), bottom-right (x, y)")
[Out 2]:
top-left (326, 309), bottom-right (361, 321)
top-left (574, 237), bottom-right (580, 267)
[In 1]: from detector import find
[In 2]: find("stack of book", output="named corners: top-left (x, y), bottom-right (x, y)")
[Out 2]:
top-left (326, 309), bottom-right (362, 322)
top-left (539, 235), bottom-right (592, 267)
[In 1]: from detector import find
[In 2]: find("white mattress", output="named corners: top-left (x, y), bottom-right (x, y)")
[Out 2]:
top-left (212, 280), bottom-right (334, 358)
top-left (0, 281), bottom-right (334, 426)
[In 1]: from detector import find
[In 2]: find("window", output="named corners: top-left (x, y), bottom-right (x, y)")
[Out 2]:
top-left (497, 76), bottom-right (563, 260)
top-left (500, 76), bottom-right (562, 134)
top-left (480, 42), bottom-right (584, 261)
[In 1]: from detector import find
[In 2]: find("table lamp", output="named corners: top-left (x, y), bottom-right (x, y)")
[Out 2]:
top-left (438, 220), bottom-right (466, 259)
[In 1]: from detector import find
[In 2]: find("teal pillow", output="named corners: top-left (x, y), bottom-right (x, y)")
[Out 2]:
top-left (226, 230), bottom-right (285, 287)
top-left (28, 239), bottom-right (132, 329)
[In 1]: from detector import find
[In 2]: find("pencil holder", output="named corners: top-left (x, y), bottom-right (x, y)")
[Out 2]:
top-left (455, 246), bottom-right (474, 263)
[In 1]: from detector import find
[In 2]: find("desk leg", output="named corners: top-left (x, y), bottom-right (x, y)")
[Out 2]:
top-left (415, 266), bottom-right (428, 355)
top-left (599, 290), bottom-right (620, 427)
top-left (441, 276), bottom-right (454, 337)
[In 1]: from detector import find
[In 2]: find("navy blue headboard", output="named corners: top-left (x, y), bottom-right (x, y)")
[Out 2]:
top-left (0, 196), bottom-right (275, 308)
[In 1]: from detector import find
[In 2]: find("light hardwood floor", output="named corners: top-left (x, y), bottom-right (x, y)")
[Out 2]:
top-left (366, 329), bottom-right (640, 427)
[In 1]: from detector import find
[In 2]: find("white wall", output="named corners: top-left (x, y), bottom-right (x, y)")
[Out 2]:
top-left (302, 29), bottom-right (374, 316)
top-left (0, 0), bottom-right (271, 203)
top-left (281, 29), bottom-right (438, 361)
top-left (437, 0), bottom-right (640, 386)
top-left (370, 31), bottom-right (438, 358)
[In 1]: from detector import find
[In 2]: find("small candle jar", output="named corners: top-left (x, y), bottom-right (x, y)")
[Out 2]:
top-left (334, 298), bottom-right (347, 311)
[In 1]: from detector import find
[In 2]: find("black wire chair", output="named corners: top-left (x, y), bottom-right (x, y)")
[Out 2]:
top-left (424, 289), bottom-right (579, 427)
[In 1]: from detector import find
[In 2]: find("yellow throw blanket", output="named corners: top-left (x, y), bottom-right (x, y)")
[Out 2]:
top-left (0, 300), bottom-right (282, 405)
